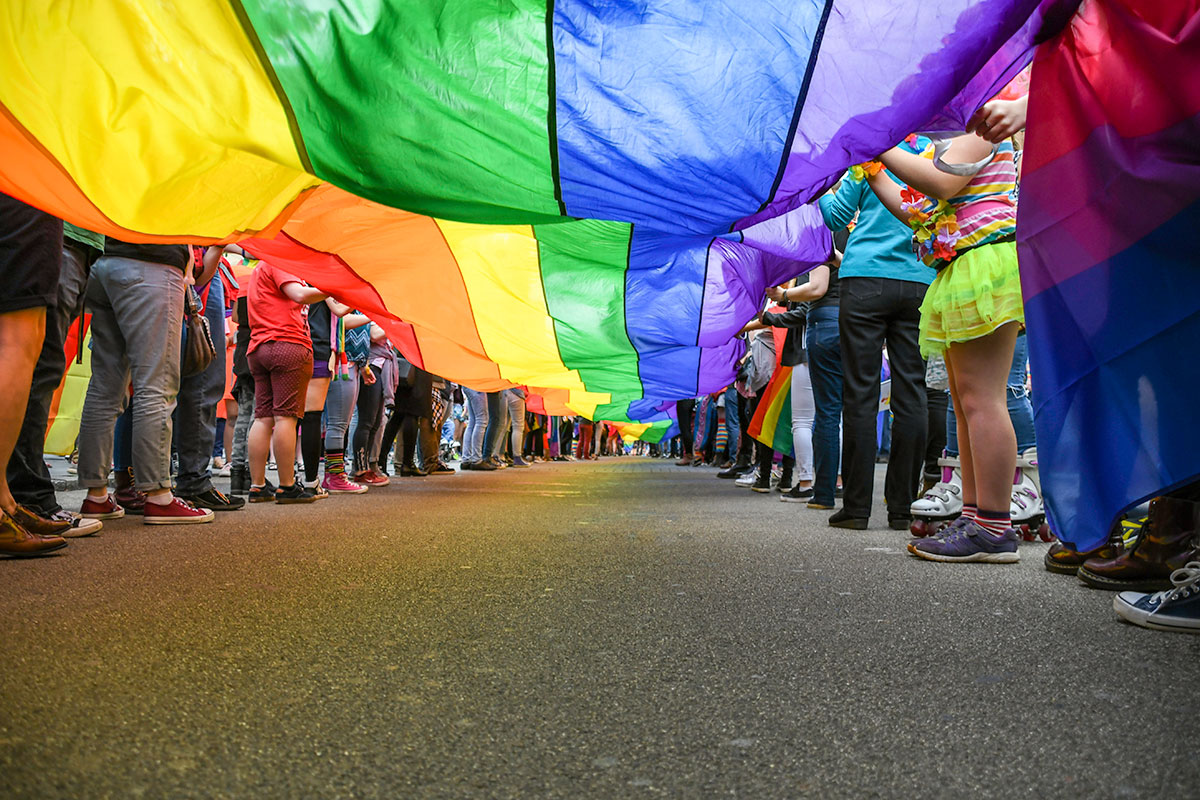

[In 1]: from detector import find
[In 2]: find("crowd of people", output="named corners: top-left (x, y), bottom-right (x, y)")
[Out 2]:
top-left (0, 93), bottom-right (1194, 635)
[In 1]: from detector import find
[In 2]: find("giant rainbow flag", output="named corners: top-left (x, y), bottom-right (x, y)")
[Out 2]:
top-left (1019, 0), bottom-right (1200, 549)
top-left (0, 0), bottom-right (1052, 438)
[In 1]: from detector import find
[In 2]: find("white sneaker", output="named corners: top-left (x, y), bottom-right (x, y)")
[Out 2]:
top-left (215, 463), bottom-right (232, 477)
top-left (736, 468), bottom-right (759, 488)
top-left (49, 509), bottom-right (103, 538)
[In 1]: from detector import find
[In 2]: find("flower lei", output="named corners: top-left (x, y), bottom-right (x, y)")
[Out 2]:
top-left (900, 187), bottom-right (962, 264)
top-left (847, 160), bottom-right (884, 182)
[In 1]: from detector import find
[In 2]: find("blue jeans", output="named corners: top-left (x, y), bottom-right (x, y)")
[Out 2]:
top-left (482, 391), bottom-right (508, 459)
top-left (462, 387), bottom-right (489, 462)
top-left (806, 306), bottom-right (843, 506)
top-left (723, 385), bottom-right (741, 456)
top-left (505, 390), bottom-right (526, 456)
top-left (174, 276), bottom-right (226, 494)
top-left (946, 332), bottom-right (1036, 455)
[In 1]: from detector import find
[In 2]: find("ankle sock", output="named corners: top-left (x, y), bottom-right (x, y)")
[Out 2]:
top-left (961, 504), bottom-right (978, 522)
top-left (975, 508), bottom-right (1011, 536)
top-left (146, 494), bottom-right (172, 506)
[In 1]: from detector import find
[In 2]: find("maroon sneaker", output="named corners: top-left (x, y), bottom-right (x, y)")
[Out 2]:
top-left (80, 494), bottom-right (125, 520)
top-left (143, 497), bottom-right (215, 525)
top-left (115, 486), bottom-right (147, 515)
top-left (354, 470), bottom-right (389, 487)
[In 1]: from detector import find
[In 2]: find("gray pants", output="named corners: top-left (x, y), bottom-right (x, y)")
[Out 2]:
top-left (78, 256), bottom-right (184, 492)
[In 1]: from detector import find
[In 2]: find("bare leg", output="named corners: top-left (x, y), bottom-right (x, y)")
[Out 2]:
top-left (0, 308), bottom-right (47, 513)
top-left (944, 322), bottom-right (1019, 512)
top-left (249, 417), bottom-right (275, 486)
top-left (272, 417), bottom-right (300, 487)
top-left (223, 398), bottom-right (237, 460)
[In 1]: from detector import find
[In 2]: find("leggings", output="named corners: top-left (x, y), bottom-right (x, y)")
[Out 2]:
top-left (353, 372), bottom-right (384, 471)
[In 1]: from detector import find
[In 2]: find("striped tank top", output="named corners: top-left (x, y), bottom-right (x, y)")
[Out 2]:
top-left (945, 141), bottom-right (1018, 252)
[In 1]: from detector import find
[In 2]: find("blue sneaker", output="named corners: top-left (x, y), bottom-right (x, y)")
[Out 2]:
top-left (909, 520), bottom-right (1020, 564)
top-left (1113, 561), bottom-right (1200, 634)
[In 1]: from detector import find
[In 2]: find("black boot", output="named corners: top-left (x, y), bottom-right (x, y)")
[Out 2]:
top-left (229, 464), bottom-right (250, 495)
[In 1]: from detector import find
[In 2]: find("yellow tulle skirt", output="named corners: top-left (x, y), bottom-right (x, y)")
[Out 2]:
top-left (919, 240), bottom-right (1024, 357)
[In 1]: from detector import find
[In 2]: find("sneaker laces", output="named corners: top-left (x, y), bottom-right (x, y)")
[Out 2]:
top-left (1147, 561), bottom-right (1200, 611)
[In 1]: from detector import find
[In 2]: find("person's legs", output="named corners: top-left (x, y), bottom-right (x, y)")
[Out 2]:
top-left (352, 374), bottom-right (383, 475)
top-left (78, 265), bottom-right (130, 497)
top-left (107, 260), bottom-right (184, 499)
top-left (723, 385), bottom-right (742, 458)
top-left (400, 414), bottom-right (419, 468)
top-left (675, 399), bottom-right (695, 460)
top-left (462, 388), bottom-right (488, 463)
top-left (945, 322), bottom-right (1019, 513)
top-left (482, 391), bottom-right (505, 460)
top-left (836, 278), bottom-right (888, 519)
top-left (924, 384), bottom-right (949, 482)
top-left (806, 309), bottom-right (843, 507)
top-left (9, 241), bottom-right (88, 516)
top-left (0, 308), bottom-right (48, 515)
top-left (301, 376), bottom-right (331, 484)
top-left (790, 363), bottom-right (815, 488)
top-left (175, 276), bottom-right (226, 496)
top-left (322, 364), bottom-right (359, 475)
top-left (882, 280), bottom-right (929, 519)
top-left (1007, 332), bottom-right (1036, 453)
top-left (507, 391), bottom-right (526, 458)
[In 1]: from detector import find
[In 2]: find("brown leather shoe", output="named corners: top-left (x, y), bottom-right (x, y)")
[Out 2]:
top-left (0, 511), bottom-right (67, 558)
top-left (1078, 497), bottom-right (1200, 591)
top-left (1044, 516), bottom-right (1142, 575)
top-left (11, 504), bottom-right (71, 536)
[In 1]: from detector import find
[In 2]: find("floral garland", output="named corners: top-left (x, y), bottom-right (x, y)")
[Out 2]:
top-left (847, 160), bottom-right (884, 182)
top-left (900, 187), bottom-right (962, 264)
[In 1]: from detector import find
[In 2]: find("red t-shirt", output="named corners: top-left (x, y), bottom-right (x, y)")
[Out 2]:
top-left (247, 263), bottom-right (312, 354)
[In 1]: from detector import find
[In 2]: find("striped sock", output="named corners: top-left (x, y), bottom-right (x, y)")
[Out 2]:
top-left (975, 509), bottom-right (1011, 536)
top-left (961, 504), bottom-right (978, 522)
top-left (326, 449), bottom-right (345, 475)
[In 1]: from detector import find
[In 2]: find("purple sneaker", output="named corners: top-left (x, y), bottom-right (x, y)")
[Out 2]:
top-left (906, 516), bottom-right (969, 555)
top-left (910, 520), bottom-right (1020, 564)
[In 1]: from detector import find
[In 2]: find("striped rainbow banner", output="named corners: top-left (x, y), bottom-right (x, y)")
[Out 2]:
top-left (1018, 0), bottom-right (1200, 548)
top-left (0, 1), bottom-right (1049, 435)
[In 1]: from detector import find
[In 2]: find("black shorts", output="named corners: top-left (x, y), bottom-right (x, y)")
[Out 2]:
top-left (0, 193), bottom-right (62, 313)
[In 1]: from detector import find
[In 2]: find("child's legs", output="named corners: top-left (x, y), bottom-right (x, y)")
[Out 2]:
top-left (944, 322), bottom-right (1019, 512)
top-left (272, 417), bottom-right (299, 486)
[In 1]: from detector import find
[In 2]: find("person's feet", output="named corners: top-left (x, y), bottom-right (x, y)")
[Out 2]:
top-left (48, 510), bottom-right (102, 537)
top-left (511, 456), bottom-right (531, 468)
top-left (355, 470), bottom-right (390, 487)
top-left (178, 487), bottom-right (246, 512)
top-left (113, 486), bottom-right (146, 515)
top-left (675, 454), bottom-right (693, 467)
top-left (274, 483), bottom-right (317, 504)
top-left (12, 505), bottom-right (71, 536)
top-left (908, 520), bottom-right (1020, 563)
top-left (460, 460), bottom-right (497, 472)
top-left (888, 514), bottom-right (913, 531)
top-left (248, 480), bottom-right (279, 503)
top-left (0, 512), bottom-right (67, 557)
top-left (143, 497), bottom-right (215, 525)
top-left (427, 462), bottom-right (457, 475)
top-left (781, 485), bottom-right (814, 503)
top-left (828, 508), bottom-right (869, 530)
top-left (81, 494), bottom-right (125, 520)
top-left (322, 473), bottom-right (368, 493)
top-left (1113, 561), bottom-right (1200, 634)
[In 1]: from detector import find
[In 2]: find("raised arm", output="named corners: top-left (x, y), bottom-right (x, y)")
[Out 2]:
top-left (877, 134), bottom-right (994, 200)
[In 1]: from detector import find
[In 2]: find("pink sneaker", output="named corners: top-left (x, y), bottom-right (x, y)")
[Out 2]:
top-left (354, 470), bottom-right (389, 487)
top-left (322, 473), bottom-right (368, 494)
top-left (143, 497), bottom-right (215, 525)
top-left (80, 494), bottom-right (125, 520)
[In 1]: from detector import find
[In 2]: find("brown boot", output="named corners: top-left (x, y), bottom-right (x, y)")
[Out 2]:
top-left (1044, 515), bottom-right (1142, 575)
top-left (0, 511), bottom-right (67, 558)
top-left (675, 453), bottom-right (693, 467)
top-left (1078, 497), bottom-right (1200, 591)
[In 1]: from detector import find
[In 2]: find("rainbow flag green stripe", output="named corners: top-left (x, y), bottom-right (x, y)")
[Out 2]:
top-left (237, 0), bottom-right (562, 223)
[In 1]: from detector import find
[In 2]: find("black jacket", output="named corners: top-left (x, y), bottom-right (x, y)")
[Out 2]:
top-left (761, 302), bottom-right (806, 367)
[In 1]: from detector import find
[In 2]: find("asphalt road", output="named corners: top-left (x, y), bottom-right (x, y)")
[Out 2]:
top-left (2, 458), bottom-right (1197, 799)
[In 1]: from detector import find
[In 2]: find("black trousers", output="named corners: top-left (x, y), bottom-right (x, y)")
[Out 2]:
top-left (924, 385), bottom-right (949, 481)
top-left (839, 277), bottom-right (929, 518)
top-left (9, 242), bottom-right (85, 515)
top-left (675, 399), bottom-right (695, 456)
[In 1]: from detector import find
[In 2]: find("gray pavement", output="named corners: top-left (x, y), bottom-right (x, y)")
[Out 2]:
top-left (2, 457), bottom-right (1197, 799)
